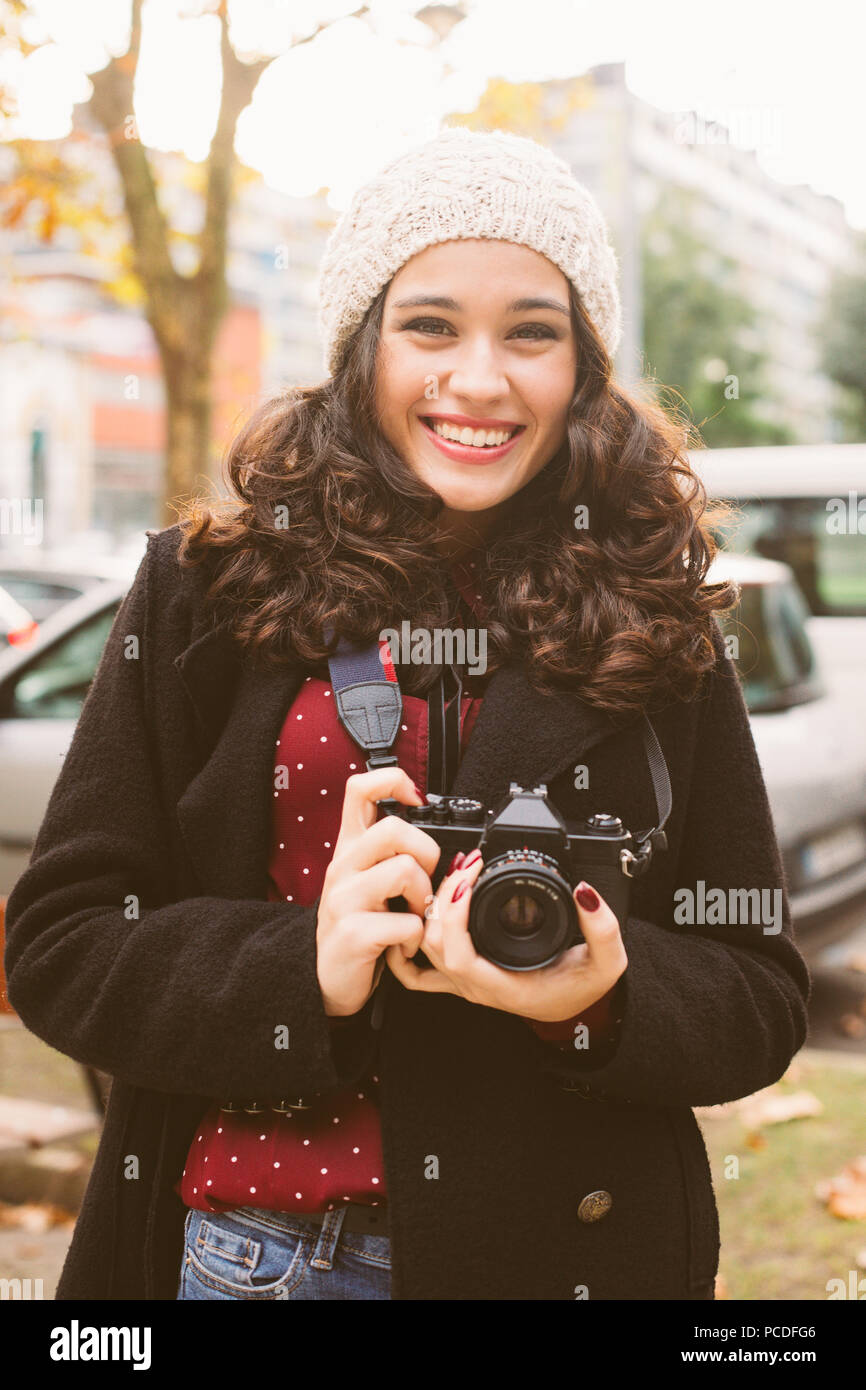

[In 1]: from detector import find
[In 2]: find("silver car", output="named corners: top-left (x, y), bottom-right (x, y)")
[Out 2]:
top-left (707, 551), bottom-right (866, 952)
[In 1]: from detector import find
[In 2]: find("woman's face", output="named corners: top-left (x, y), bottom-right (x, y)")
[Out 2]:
top-left (375, 239), bottom-right (578, 548)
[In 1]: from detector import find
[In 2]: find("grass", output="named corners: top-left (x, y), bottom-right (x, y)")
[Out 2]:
top-left (699, 1050), bottom-right (866, 1300)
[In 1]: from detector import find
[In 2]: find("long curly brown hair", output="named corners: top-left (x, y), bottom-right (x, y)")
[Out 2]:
top-left (175, 279), bottom-right (737, 721)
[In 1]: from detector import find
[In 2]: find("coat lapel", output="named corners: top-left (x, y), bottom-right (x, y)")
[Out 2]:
top-left (172, 625), bottom-right (632, 898)
top-left (447, 658), bottom-right (629, 809)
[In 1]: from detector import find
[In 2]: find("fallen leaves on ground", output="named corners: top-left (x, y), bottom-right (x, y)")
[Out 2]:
top-left (814, 1156), bottom-right (866, 1220)
top-left (0, 1200), bottom-right (75, 1232)
top-left (737, 1088), bottom-right (823, 1129)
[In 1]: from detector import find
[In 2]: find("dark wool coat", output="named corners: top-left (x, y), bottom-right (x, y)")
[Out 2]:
top-left (4, 523), bottom-right (811, 1301)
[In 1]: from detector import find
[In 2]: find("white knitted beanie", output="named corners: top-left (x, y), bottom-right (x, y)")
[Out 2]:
top-left (316, 125), bottom-right (622, 378)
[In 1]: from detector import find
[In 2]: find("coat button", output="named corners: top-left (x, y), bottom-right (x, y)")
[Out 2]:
top-left (578, 1190), bottom-right (613, 1223)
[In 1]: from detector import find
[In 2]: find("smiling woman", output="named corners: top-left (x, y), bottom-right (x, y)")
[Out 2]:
top-left (175, 132), bottom-right (737, 716)
top-left (3, 124), bottom-right (809, 1305)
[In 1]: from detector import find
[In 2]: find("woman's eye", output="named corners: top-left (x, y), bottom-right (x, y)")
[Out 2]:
top-left (399, 319), bottom-right (557, 340)
top-left (401, 318), bottom-right (453, 335)
top-left (510, 323), bottom-right (557, 340)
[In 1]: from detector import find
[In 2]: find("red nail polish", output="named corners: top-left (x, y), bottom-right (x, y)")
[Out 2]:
top-left (451, 878), bottom-right (470, 903)
top-left (447, 851), bottom-right (465, 874)
top-left (462, 849), bottom-right (482, 868)
top-left (413, 783), bottom-right (425, 801)
top-left (575, 882), bottom-right (600, 912)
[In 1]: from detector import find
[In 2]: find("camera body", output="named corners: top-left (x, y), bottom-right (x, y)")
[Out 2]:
top-left (376, 783), bottom-right (636, 971)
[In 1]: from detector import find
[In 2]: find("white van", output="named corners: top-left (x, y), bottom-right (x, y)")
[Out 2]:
top-left (688, 441), bottom-right (866, 629)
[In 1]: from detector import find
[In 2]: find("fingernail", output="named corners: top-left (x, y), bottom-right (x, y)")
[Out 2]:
top-left (575, 882), bottom-right (600, 912)
top-left (413, 783), bottom-right (425, 801)
top-left (451, 878), bottom-right (470, 903)
top-left (462, 849), bottom-right (482, 869)
top-left (447, 851), bottom-right (465, 874)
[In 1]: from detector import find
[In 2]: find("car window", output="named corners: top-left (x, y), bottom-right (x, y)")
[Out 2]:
top-left (0, 577), bottom-right (84, 622)
top-left (4, 602), bottom-right (121, 719)
top-left (717, 579), bottom-right (819, 713)
top-left (0, 585), bottom-right (34, 632)
top-left (716, 498), bottom-right (866, 617)
top-left (771, 578), bottom-right (817, 684)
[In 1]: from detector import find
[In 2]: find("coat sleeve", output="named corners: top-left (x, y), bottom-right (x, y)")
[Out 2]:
top-left (535, 621), bottom-right (811, 1108)
top-left (3, 535), bottom-right (346, 1101)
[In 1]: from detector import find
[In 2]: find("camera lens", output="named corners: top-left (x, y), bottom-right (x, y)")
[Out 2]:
top-left (498, 893), bottom-right (545, 936)
top-left (469, 851), bottom-right (577, 970)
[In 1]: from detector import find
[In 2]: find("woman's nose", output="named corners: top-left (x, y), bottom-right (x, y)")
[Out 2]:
top-left (447, 340), bottom-right (510, 403)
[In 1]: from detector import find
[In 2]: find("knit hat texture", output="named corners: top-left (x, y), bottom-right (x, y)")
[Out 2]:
top-left (316, 124), bottom-right (622, 377)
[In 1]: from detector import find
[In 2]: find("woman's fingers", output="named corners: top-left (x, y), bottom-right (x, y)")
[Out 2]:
top-left (330, 851), bottom-right (433, 922)
top-left (334, 807), bottom-right (441, 879)
top-left (433, 853), bottom-right (485, 973)
top-left (385, 943), bottom-right (459, 993)
top-left (333, 768), bottom-right (423, 852)
top-left (572, 881), bottom-right (628, 978)
top-left (334, 910), bottom-right (427, 961)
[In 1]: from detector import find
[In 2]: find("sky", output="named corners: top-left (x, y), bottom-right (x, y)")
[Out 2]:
top-left (3, 0), bottom-right (865, 227)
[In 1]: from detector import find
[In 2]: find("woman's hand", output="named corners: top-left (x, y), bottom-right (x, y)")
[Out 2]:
top-left (316, 768), bottom-right (440, 1016)
top-left (384, 852), bottom-right (628, 1022)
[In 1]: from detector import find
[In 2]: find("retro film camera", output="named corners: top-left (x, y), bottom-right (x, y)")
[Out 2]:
top-left (376, 783), bottom-right (661, 971)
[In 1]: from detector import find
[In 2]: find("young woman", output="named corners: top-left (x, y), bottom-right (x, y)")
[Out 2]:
top-left (4, 126), bottom-right (810, 1302)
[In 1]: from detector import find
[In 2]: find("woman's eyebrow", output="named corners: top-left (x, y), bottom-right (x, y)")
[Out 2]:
top-left (391, 294), bottom-right (570, 317)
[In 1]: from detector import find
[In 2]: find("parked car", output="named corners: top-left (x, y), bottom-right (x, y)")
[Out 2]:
top-left (0, 580), bottom-right (127, 894)
top-left (707, 551), bottom-right (866, 953)
top-left (0, 549), bottom-right (864, 958)
top-left (0, 548), bottom-right (143, 623)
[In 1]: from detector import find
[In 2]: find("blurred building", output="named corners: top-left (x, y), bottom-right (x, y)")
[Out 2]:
top-left (541, 62), bottom-right (856, 440)
top-left (0, 64), bottom-right (860, 545)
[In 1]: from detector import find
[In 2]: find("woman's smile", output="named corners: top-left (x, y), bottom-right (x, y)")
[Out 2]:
top-left (417, 412), bottom-right (528, 465)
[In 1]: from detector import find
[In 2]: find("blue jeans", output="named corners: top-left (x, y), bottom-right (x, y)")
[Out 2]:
top-left (176, 1205), bottom-right (392, 1300)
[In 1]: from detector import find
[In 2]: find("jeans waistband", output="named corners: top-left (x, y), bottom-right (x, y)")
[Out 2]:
top-left (223, 1203), bottom-right (388, 1271)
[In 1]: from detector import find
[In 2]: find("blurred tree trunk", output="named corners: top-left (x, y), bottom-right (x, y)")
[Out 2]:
top-left (76, 0), bottom-right (369, 526)
top-left (80, 0), bottom-right (268, 526)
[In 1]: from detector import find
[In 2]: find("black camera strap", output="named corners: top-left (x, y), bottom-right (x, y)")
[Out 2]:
top-left (322, 628), bottom-right (404, 772)
top-left (628, 714), bottom-right (672, 873)
top-left (427, 665), bottom-right (464, 795)
top-left (323, 626), bottom-right (671, 861)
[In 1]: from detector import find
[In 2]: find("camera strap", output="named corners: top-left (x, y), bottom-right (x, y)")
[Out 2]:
top-left (323, 625), bottom-right (671, 870)
top-left (628, 714), bottom-right (672, 875)
top-left (322, 628), bottom-right (404, 772)
top-left (322, 626), bottom-right (463, 793)
top-left (427, 665), bottom-right (464, 795)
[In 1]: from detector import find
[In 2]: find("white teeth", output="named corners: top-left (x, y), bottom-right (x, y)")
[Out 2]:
top-left (428, 419), bottom-right (517, 447)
